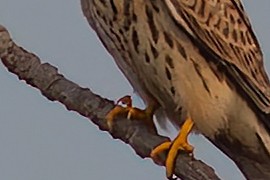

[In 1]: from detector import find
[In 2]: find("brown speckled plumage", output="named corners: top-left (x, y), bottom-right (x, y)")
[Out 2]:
top-left (82, 1), bottom-right (270, 178)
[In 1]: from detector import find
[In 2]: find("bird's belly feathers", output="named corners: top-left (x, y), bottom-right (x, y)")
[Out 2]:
top-left (132, 27), bottom-right (270, 158)
top-left (88, 0), bottom-right (270, 156)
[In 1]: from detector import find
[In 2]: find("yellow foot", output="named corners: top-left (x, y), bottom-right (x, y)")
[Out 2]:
top-left (105, 95), bottom-right (157, 134)
top-left (150, 117), bottom-right (194, 179)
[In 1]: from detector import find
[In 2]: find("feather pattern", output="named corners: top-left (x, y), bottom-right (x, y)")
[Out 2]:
top-left (165, 0), bottom-right (270, 113)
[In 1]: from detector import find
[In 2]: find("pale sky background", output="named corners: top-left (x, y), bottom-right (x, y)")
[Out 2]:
top-left (0, 1), bottom-right (269, 180)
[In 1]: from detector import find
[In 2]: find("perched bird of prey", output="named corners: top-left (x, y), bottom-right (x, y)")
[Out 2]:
top-left (82, 0), bottom-right (270, 179)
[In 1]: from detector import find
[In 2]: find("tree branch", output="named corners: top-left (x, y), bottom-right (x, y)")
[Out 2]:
top-left (0, 25), bottom-right (220, 180)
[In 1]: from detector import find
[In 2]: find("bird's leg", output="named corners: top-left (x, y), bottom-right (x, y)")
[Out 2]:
top-left (106, 95), bottom-right (158, 134)
top-left (106, 96), bottom-right (131, 130)
top-left (150, 117), bottom-right (194, 179)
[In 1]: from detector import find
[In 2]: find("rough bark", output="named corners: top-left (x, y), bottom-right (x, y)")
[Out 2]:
top-left (0, 25), bottom-right (220, 180)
